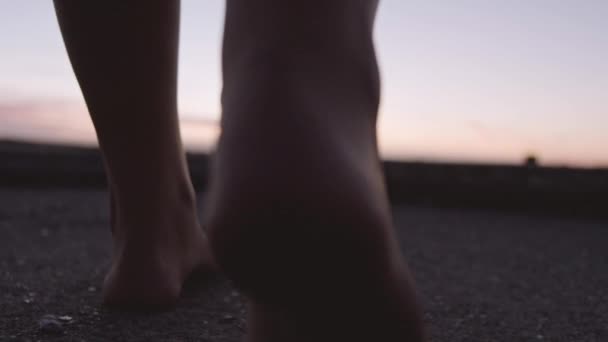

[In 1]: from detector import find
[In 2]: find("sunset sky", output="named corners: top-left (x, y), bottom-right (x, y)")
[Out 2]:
top-left (1, 1), bottom-right (607, 167)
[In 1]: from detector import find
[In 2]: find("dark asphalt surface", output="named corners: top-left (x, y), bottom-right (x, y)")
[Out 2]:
top-left (1, 190), bottom-right (606, 341)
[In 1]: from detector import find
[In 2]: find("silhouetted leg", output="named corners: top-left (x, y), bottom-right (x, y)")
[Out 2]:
top-left (206, 0), bottom-right (426, 340)
top-left (53, 0), bottom-right (213, 308)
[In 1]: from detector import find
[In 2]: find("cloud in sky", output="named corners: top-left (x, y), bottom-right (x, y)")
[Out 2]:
top-left (2, 98), bottom-right (606, 168)
top-left (0, 99), bottom-right (219, 151)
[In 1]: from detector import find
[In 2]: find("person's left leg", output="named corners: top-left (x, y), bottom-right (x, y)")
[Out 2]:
top-left (53, 0), bottom-right (213, 308)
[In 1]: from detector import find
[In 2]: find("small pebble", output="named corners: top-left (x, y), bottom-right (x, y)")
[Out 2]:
top-left (88, 286), bottom-right (96, 292)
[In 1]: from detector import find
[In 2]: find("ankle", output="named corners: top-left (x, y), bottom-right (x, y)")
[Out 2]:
top-left (207, 171), bottom-right (395, 296)
top-left (109, 177), bottom-right (199, 241)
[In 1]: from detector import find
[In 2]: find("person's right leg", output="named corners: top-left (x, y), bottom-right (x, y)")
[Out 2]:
top-left (53, 0), bottom-right (213, 308)
top-left (206, 0), bottom-right (426, 340)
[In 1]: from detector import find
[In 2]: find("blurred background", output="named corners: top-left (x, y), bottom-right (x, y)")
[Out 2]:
top-left (1, 3), bottom-right (607, 340)
top-left (2, 0), bottom-right (607, 167)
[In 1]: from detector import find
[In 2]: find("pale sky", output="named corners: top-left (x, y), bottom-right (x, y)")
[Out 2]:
top-left (1, 1), bottom-right (607, 167)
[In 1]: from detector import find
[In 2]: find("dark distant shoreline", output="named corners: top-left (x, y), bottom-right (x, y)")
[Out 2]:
top-left (1, 140), bottom-right (606, 218)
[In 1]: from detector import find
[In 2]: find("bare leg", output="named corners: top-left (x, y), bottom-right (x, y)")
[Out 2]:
top-left (206, 0), bottom-right (426, 340)
top-left (53, 0), bottom-right (213, 308)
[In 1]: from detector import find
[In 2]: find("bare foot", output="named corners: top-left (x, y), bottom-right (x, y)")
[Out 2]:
top-left (102, 186), bottom-right (214, 309)
top-left (205, 92), bottom-right (427, 341)
top-left (205, 0), bottom-right (425, 337)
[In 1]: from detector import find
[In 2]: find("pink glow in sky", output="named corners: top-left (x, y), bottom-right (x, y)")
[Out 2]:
top-left (1, 1), bottom-right (607, 167)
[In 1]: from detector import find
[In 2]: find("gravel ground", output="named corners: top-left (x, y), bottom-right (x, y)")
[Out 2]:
top-left (0, 190), bottom-right (606, 341)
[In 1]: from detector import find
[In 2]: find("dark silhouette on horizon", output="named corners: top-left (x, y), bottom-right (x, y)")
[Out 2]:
top-left (2, 140), bottom-right (606, 219)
